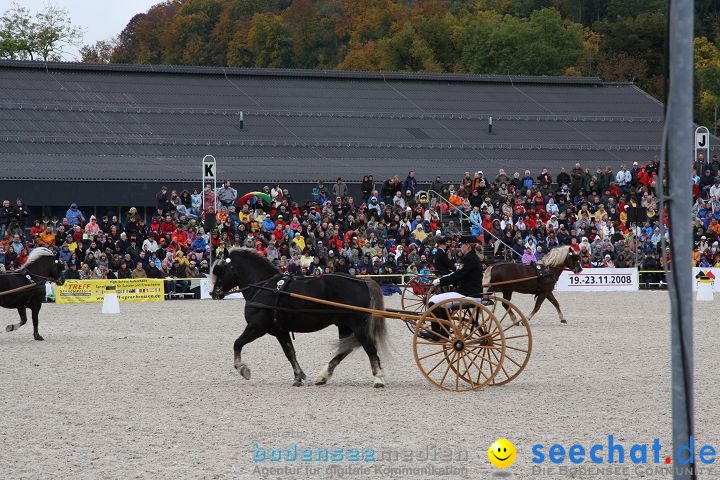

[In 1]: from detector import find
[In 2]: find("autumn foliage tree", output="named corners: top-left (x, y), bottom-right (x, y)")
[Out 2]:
top-left (62, 0), bottom-right (720, 126)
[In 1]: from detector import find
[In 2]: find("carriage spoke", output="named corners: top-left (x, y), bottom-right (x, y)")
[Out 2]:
top-left (417, 348), bottom-right (449, 361)
top-left (439, 351), bottom-right (456, 386)
top-left (504, 345), bottom-right (529, 353)
top-left (490, 348), bottom-right (510, 383)
top-left (503, 333), bottom-right (530, 341)
top-left (475, 348), bottom-right (493, 383)
top-left (458, 351), bottom-right (474, 386)
top-left (455, 351), bottom-right (461, 390)
top-left (500, 351), bottom-right (523, 369)
top-left (425, 356), bottom-right (450, 378)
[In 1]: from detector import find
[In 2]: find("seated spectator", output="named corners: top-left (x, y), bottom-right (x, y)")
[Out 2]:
top-left (131, 263), bottom-right (147, 278)
top-left (85, 216), bottom-right (101, 236)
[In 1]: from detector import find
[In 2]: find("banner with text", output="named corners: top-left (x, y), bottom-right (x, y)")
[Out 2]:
top-left (56, 279), bottom-right (165, 304)
top-left (200, 279), bottom-right (245, 300)
top-left (556, 268), bottom-right (639, 291)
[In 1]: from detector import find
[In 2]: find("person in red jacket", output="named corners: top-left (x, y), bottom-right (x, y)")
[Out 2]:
top-left (161, 215), bottom-right (176, 235)
top-left (171, 225), bottom-right (188, 247)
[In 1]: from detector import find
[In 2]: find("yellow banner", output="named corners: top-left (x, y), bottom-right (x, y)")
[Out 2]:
top-left (56, 279), bottom-right (165, 304)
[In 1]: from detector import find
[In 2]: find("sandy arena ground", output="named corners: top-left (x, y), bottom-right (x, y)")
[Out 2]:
top-left (1, 291), bottom-right (719, 480)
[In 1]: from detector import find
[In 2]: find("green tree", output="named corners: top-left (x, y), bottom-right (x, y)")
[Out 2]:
top-left (282, 0), bottom-right (338, 68)
top-left (246, 13), bottom-right (293, 68)
top-left (592, 12), bottom-right (666, 97)
top-left (606, 0), bottom-right (665, 20)
top-left (461, 8), bottom-right (584, 76)
top-left (0, 3), bottom-right (83, 61)
top-left (695, 37), bottom-right (720, 130)
top-left (80, 39), bottom-right (117, 64)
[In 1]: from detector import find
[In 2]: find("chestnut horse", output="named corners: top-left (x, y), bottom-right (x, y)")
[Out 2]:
top-left (482, 246), bottom-right (582, 324)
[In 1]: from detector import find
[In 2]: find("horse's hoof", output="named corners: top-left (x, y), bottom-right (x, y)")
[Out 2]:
top-left (237, 364), bottom-right (251, 380)
top-left (34, 335), bottom-right (44, 341)
top-left (5, 325), bottom-right (14, 332)
top-left (373, 379), bottom-right (385, 388)
top-left (293, 380), bottom-right (304, 387)
top-left (560, 319), bottom-right (567, 324)
top-left (315, 377), bottom-right (327, 385)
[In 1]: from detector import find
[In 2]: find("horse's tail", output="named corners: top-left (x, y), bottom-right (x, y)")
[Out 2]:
top-left (483, 266), bottom-right (493, 294)
top-left (367, 280), bottom-right (390, 355)
top-left (335, 280), bottom-right (390, 356)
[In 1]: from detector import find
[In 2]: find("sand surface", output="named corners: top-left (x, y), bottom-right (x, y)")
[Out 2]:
top-left (1, 292), bottom-right (718, 480)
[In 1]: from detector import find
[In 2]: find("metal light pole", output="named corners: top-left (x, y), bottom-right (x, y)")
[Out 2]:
top-left (666, 0), bottom-right (696, 478)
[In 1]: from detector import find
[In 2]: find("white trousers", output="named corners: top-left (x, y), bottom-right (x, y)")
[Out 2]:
top-left (428, 291), bottom-right (485, 305)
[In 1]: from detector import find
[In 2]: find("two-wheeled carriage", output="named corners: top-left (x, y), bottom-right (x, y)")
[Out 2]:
top-left (263, 287), bottom-right (532, 392)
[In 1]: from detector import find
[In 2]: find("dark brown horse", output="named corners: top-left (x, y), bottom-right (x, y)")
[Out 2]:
top-left (482, 246), bottom-right (582, 324)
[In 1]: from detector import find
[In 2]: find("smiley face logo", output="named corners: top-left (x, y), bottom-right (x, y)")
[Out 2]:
top-left (488, 438), bottom-right (516, 468)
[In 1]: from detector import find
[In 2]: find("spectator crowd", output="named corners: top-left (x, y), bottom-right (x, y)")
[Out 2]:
top-left (2, 155), bottom-right (720, 294)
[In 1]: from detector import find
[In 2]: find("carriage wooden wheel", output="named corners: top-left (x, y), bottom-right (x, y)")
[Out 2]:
top-left (412, 298), bottom-right (505, 392)
top-left (446, 296), bottom-right (532, 386)
top-left (401, 280), bottom-right (433, 313)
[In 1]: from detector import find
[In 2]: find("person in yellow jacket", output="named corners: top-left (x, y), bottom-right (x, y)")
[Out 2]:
top-left (37, 226), bottom-right (56, 247)
top-left (291, 234), bottom-right (306, 252)
top-left (175, 250), bottom-right (190, 267)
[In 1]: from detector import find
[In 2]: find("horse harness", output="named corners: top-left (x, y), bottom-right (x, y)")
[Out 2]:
top-left (0, 269), bottom-right (53, 297)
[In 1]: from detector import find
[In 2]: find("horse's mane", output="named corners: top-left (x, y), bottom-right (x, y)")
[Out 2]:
top-left (22, 247), bottom-right (55, 269)
top-left (538, 246), bottom-right (569, 268)
top-left (209, 247), bottom-right (279, 285)
top-left (228, 246), bottom-right (278, 271)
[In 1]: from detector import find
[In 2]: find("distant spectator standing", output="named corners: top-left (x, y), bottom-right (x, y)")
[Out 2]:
top-left (0, 199), bottom-right (12, 239)
top-left (156, 186), bottom-right (171, 213)
top-left (521, 170), bottom-right (534, 190)
top-left (403, 171), bottom-right (417, 196)
top-left (332, 177), bottom-right (348, 198)
top-left (13, 198), bottom-right (30, 231)
top-left (361, 176), bottom-right (375, 201)
top-left (556, 168), bottom-right (571, 189)
top-left (571, 163), bottom-right (584, 196)
top-left (216, 180), bottom-right (238, 209)
top-left (65, 203), bottom-right (85, 227)
top-left (615, 165), bottom-right (631, 193)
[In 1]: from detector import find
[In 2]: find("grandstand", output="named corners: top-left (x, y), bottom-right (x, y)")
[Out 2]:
top-left (0, 60), bottom-right (715, 213)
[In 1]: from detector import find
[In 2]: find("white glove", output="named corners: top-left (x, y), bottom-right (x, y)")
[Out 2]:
top-left (432, 278), bottom-right (441, 286)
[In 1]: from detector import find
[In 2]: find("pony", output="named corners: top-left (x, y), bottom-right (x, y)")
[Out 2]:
top-left (3, 247), bottom-right (65, 340)
top-left (210, 247), bottom-right (388, 387)
top-left (482, 245), bottom-right (582, 323)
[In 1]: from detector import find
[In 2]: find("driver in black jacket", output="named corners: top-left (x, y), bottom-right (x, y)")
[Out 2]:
top-left (432, 237), bottom-right (454, 276)
top-left (430, 241), bottom-right (486, 301)
top-left (421, 241), bottom-right (490, 341)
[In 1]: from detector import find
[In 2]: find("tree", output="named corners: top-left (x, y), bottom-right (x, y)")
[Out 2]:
top-left (282, 0), bottom-right (339, 68)
top-left (80, 39), bottom-right (116, 64)
top-left (246, 13), bottom-right (293, 68)
top-left (0, 3), bottom-right (83, 61)
top-left (694, 37), bottom-right (720, 130)
top-left (461, 8), bottom-right (584, 76)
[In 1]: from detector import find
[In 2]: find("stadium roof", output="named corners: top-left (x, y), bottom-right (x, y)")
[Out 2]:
top-left (0, 60), bottom-right (713, 183)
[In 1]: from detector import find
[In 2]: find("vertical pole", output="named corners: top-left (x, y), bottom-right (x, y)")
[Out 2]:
top-left (203, 155), bottom-right (217, 269)
top-left (667, 0), bottom-right (695, 478)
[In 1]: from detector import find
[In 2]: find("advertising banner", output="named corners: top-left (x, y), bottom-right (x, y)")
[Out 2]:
top-left (200, 279), bottom-right (244, 300)
top-left (56, 279), bottom-right (165, 304)
top-left (556, 268), bottom-right (639, 291)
